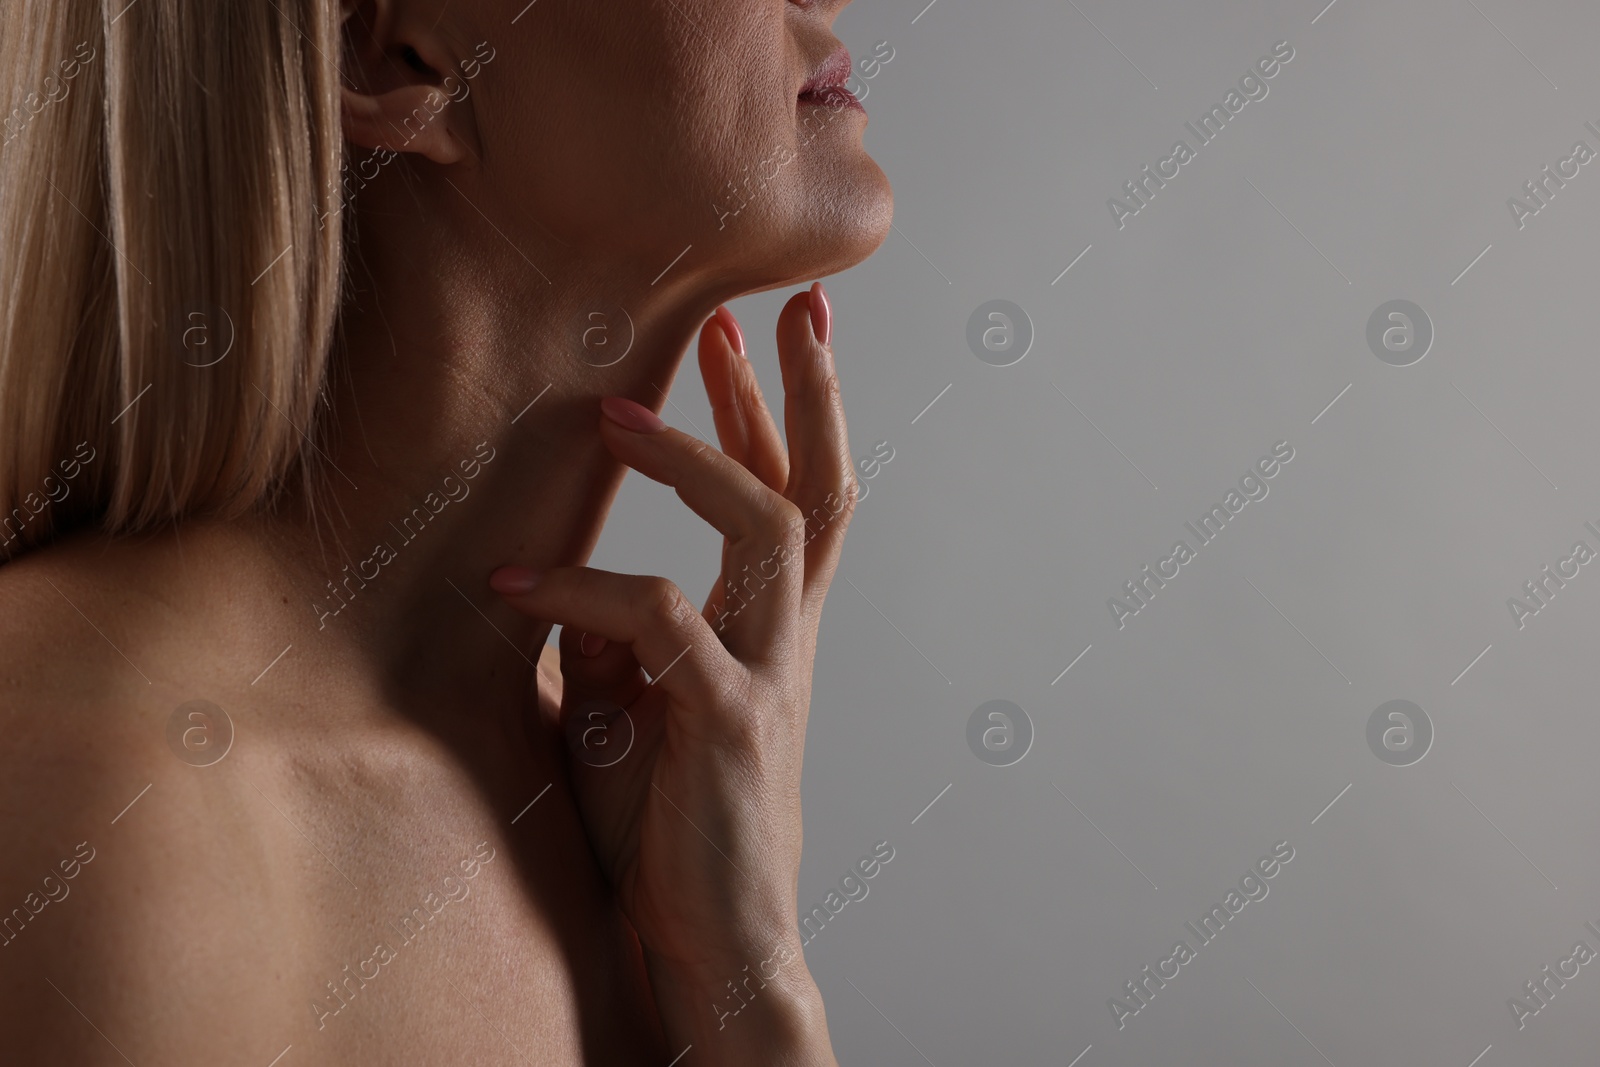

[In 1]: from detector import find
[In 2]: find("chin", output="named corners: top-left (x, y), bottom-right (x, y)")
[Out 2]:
top-left (741, 161), bottom-right (894, 292)
top-left (827, 162), bottom-right (895, 269)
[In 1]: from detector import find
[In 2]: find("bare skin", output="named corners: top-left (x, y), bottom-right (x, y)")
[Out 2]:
top-left (0, 0), bottom-right (890, 1062)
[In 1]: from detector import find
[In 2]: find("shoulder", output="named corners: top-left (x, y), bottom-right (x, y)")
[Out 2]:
top-left (0, 537), bottom-right (274, 1053)
top-left (0, 534), bottom-right (172, 790)
top-left (0, 530), bottom-right (162, 693)
top-left (0, 526), bottom-right (272, 843)
top-left (0, 536), bottom-right (158, 786)
top-left (0, 537), bottom-right (192, 874)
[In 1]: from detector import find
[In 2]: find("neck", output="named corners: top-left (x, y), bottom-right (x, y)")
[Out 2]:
top-left (263, 201), bottom-right (727, 717)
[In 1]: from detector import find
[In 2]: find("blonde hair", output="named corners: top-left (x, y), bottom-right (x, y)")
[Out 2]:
top-left (0, 0), bottom-right (345, 558)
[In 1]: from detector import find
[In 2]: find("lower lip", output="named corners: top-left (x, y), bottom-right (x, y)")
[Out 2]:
top-left (798, 86), bottom-right (865, 114)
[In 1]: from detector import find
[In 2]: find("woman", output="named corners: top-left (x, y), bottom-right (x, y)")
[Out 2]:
top-left (0, 0), bottom-right (891, 1062)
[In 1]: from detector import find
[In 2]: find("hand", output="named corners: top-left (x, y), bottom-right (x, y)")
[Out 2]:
top-left (490, 285), bottom-right (851, 1061)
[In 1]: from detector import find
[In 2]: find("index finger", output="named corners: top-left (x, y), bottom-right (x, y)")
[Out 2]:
top-left (597, 401), bottom-right (807, 663)
top-left (699, 306), bottom-right (789, 493)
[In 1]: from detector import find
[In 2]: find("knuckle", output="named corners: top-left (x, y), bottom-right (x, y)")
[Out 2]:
top-left (808, 369), bottom-right (845, 414)
top-left (681, 437), bottom-right (717, 466)
top-left (821, 370), bottom-right (845, 409)
top-left (785, 485), bottom-right (852, 549)
top-left (831, 479), bottom-right (859, 532)
top-left (723, 675), bottom-right (782, 748)
top-left (643, 578), bottom-right (693, 630)
top-left (770, 498), bottom-right (808, 547)
top-left (571, 567), bottom-right (598, 597)
top-left (736, 373), bottom-right (769, 414)
top-left (721, 677), bottom-right (765, 738)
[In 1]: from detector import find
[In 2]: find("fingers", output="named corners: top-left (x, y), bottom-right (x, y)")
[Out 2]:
top-left (491, 567), bottom-right (745, 721)
top-left (545, 287), bottom-right (853, 673)
top-left (555, 623), bottom-right (649, 722)
top-left (699, 306), bottom-right (788, 494)
top-left (597, 398), bottom-right (805, 659)
top-left (776, 284), bottom-right (857, 617)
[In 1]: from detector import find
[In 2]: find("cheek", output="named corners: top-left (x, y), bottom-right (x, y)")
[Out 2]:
top-left (489, 6), bottom-right (783, 248)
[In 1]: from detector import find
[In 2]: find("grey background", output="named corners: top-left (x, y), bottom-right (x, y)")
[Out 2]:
top-left (586, 1), bottom-right (1600, 1062)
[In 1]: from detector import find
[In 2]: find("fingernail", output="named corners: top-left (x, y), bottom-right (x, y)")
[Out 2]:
top-left (808, 281), bottom-right (832, 347)
top-left (712, 305), bottom-right (746, 359)
top-left (489, 565), bottom-right (543, 594)
top-left (599, 396), bottom-right (667, 434)
top-left (579, 632), bottom-right (608, 657)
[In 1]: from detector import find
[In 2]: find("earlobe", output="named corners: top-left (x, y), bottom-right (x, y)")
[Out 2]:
top-left (340, 84), bottom-right (467, 165)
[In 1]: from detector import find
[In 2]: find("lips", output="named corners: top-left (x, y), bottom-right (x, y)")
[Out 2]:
top-left (798, 46), bottom-right (863, 112)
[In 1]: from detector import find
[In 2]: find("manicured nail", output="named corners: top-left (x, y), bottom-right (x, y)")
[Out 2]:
top-left (712, 305), bottom-right (746, 359)
top-left (579, 632), bottom-right (608, 657)
top-left (489, 566), bottom-right (542, 594)
top-left (808, 281), bottom-right (832, 347)
top-left (599, 396), bottom-right (667, 433)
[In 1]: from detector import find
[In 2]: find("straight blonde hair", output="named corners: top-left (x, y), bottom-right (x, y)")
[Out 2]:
top-left (0, 0), bottom-right (345, 559)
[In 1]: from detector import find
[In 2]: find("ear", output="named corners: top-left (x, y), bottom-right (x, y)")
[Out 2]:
top-left (340, 2), bottom-right (475, 165)
top-left (341, 82), bottom-right (468, 164)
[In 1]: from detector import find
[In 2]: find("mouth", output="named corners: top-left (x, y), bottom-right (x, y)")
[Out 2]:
top-left (798, 46), bottom-right (863, 112)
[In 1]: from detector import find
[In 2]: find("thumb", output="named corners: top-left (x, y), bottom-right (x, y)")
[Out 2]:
top-left (556, 624), bottom-right (650, 766)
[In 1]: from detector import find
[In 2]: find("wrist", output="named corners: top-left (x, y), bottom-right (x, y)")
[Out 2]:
top-left (645, 938), bottom-right (836, 1067)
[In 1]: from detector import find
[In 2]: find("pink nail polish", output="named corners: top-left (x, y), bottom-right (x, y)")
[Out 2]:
top-left (599, 396), bottom-right (668, 433)
top-left (713, 305), bottom-right (746, 359)
top-left (808, 282), bottom-right (832, 347)
top-left (489, 566), bottom-right (543, 594)
top-left (579, 632), bottom-right (608, 657)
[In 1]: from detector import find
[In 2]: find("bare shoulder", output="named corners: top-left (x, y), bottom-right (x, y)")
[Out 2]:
top-left (0, 536), bottom-right (164, 810)
top-left (0, 537), bottom-right (293, 1060)
top-left (0, 534), bottom-right (175, 802)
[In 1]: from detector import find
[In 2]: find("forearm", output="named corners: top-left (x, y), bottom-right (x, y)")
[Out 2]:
top-left (644, 942), bottom-right (839, 1067)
